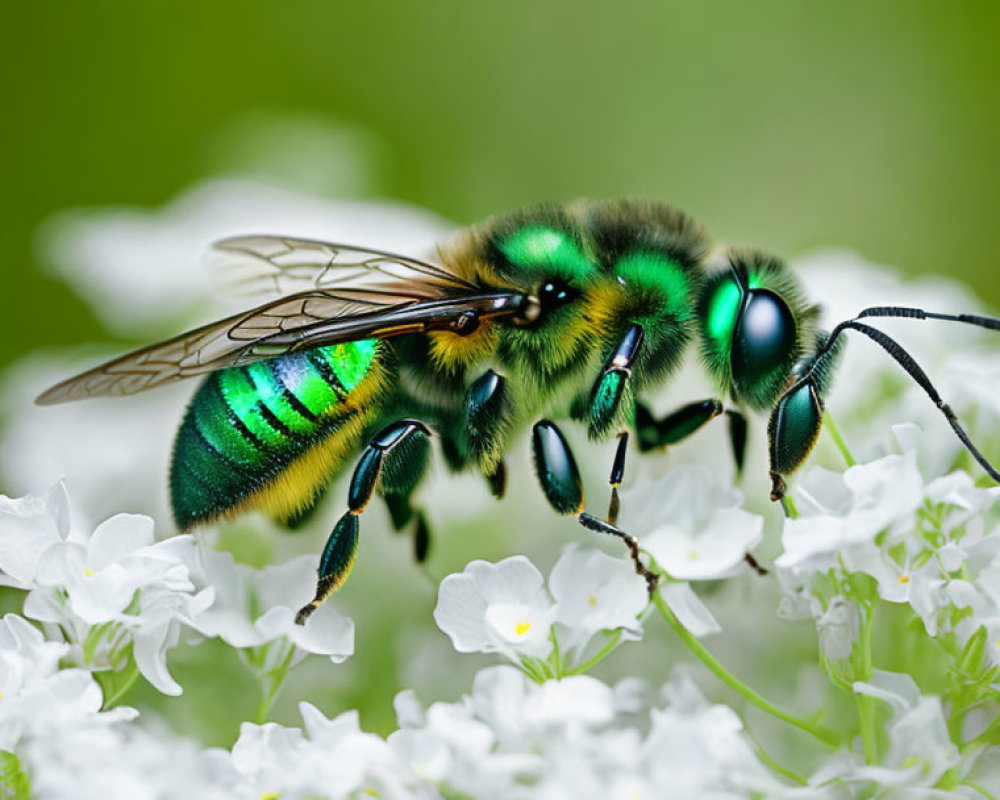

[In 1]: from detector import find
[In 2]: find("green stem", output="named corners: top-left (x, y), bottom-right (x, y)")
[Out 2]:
top-left (565, 630), bottom-right (623, 676)
top-left (823, 411), bottom-right (856, 468)
top-left (100, 660), bottom-right (141, 709)
top-left (549, 627), bottom-right (563, 678)
top-left (962, 781), bottom-right (998, 800)
top-left (855, 693), bottom-right (878, 764)
top-left (781, 495), bottom-right (800, 519)
top-left (854, 603), bottom-right (879, 764)
top-left (517, 656), bottom-right (549, 685)
top-left (748, 732), bottom-right (809, 786)
top-left (254, 644), bottom-right (297, 724)
top-left (653, 591), bottom-right (839, 747)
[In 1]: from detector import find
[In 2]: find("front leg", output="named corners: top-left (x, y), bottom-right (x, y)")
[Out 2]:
top-left (587, 323), bottom-right (644, 439)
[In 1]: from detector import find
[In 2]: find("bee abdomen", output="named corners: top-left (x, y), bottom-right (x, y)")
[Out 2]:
top-left (170, 340), bottom-right (385, 529)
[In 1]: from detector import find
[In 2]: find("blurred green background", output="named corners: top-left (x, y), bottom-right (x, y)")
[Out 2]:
top-left (5, 1), bottom-right (1000, 372)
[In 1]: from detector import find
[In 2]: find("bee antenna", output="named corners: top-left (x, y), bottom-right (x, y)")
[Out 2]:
top-left (822, 318), bottom-right (1000, 483)
top-left (853, 305), bottom-right (1000, 332)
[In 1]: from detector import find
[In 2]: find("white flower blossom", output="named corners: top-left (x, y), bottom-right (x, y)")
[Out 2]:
top-left (0, 614), bottom-right (136, 754)
top-left (548, 543), bottom-right (648, 657)
top-left (845, 671), bottom-right (961, 789)
top-left (434, 556), bottom-right (556, 662)
top-left (621, 465), bottom-right (763, 581)
top-left (0, 485), bottom-right (212, 695)
top-left (189, 545), bottom-right (354, 664)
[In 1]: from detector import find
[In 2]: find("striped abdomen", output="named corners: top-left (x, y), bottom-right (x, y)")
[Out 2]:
top-left (170, 339), bottom-right (387, 529)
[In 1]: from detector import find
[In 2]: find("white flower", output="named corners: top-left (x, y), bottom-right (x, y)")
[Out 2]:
top-left (24, 717), bottom-right (239, 800)
top-left (190, 545), bottom-right (354, 663)
top-left (658, 582), bottom-right (721, 638)
top-left (390, 683), bottom-right (531, 797)
top-left (776, 450), bottom-right (924, 574)
top-left (0, 486), bottom-right (212, 695)
top-left (0, 482), bottom-right (69, 589)
top-left (228, 703), bottom-right (427, 800)
top-left (621, 465), bottom-right (763, 581)
top-left (549, 543), bottom-right (648, 656)
top-left (29, 513), bottom-right (189, 625)
top-left (0, 614), bottom-right (135, 753)
top-left (850, 671), bottom-right (960, 788)
top-left (434, 556), bottom-right (556, 662)
top-left (815, 595), bottom-right (860, 661)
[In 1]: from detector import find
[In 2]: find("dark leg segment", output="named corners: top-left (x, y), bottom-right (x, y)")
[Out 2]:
top-left (296, 419), bottom-right (430, 625)
top-left (532, 420), bottom-right (658, 596)
top-left (579, 512), bottom-right (659, 595)
top-left (726, 409), bottom-right (748, 476)
top-left (486, 460), bottom-right (507, 499)
top-left (607, 432), bottom-right (628, 526)
top-left (636, 398), bottom-right (747, 476)
top-left (635, 399), bottom-right (724, 451)
top-left (532, 420), bottom-right (585, 515)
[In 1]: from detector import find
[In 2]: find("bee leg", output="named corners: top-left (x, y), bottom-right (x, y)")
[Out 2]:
top-left (579, 513), bottom-right (659, 597)
top-left (295, 418), bottom-right (431, 625)
top-left (635, 399), bottom-right (752, 475)
top-left (531, 419), bottom-right (658, 597)
top-left (467, 369), bottom-right (514, 493)
top-left (485, 460), bottom-right (507, 499)
top-left (586, 324), bottom-right (644, 439)
top-left (634, 398), bottom-right (725, 452)
top-left (725, 409), bottom-right (749, 477)
top-left (607, 431), bottom-right (628, 526)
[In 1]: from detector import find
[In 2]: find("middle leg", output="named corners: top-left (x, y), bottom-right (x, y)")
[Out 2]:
top-left (532, 420), bottom-right (659, 595)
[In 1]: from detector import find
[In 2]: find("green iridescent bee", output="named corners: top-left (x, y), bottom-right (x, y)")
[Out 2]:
top-left (38, 200), bottom-right (1000, 622)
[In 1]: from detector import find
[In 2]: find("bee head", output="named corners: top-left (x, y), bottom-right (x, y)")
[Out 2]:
top-left (697, 249), bottom-right (819, 411)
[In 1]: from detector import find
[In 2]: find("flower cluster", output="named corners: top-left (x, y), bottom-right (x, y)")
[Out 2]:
top-left (0, 480), bottom-right (353, 720)
top-left (434, 545), bottom-right (648, 678)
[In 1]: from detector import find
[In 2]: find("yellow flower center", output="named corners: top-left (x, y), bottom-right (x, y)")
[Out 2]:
top-left (84, 568), bottom-right (94, 577)
top-left (588, 595), bottom-right (598, 607)
top-left (514, 621), bottom-right (531, 635)
top-left (261, 793), bottom-right (279, 800)
top-left (898, 575), bottom-right (910, 584)
top-left (687, 549), bottom-right (699, 561)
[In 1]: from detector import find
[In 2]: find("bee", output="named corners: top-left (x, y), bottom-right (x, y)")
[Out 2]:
top-left (37, 200), bottom-right (1000, 623)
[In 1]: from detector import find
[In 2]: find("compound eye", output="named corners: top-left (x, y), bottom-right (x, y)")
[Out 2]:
top-left (538, 279), bottom-right (578, 313)
top-left (732, 289), bottom-right (797, 386)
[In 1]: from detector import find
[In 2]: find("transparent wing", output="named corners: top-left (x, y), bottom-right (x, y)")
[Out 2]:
top-left (210, 234), bottom-right (477, 298)
top-left (37, 287), bottom-right (525, 405)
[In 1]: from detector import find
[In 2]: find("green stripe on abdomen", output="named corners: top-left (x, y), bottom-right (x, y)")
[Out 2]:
top-left (171, 340), bottom-right (380, 529)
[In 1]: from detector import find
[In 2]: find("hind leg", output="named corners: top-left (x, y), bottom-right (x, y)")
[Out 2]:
top-left (295, 418), bottom-right (431, 624)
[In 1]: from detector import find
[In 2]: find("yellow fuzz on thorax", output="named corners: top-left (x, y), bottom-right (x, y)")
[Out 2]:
top-left (428, 324), bottom-right (498, 373)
